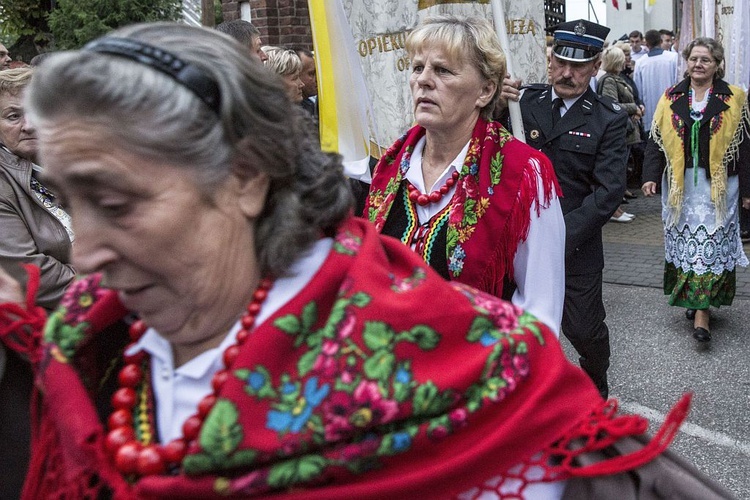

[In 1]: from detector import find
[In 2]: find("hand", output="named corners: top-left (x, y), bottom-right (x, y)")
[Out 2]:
top-left (642, 181), bottom-right (657, 197)
top-left (500, 75), bottom-right (522, 104)
top-left (0, 265), bottom-right (23, 306)
top-left (742, 197), bottom-right (750, 210)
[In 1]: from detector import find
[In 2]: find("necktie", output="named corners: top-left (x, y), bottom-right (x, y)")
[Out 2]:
top-left (552, 97), bottom-right (563, 127)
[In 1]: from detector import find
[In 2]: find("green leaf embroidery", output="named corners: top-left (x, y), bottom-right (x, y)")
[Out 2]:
top-left (349, 292), bottom-right (371, 307)
top-left (412, 381), bottom-right (453, 416)
top-left (490, 152), bottom-right (504, 186)
top-left (518, 312), bottom-right (546, 345)
top-left (267, 455), bottom-right (327, 488)
top-left (301, 302), bottom-right (318, 333)
top-left (297, 348), bottom-right (320, 377)
top-left (362, 321), bottom-right (394, 351)
top-left (363, 350), bottom-right (396, 381)
top-left (404, 325), bottom-right (440, 350)
top-left (467, 316), bottom-right (495, 343)
top-left (199, 400), bottom-right (244, 461)
top-left (446, 227), bottom-right (459, 249)
top-left (393, 382), bottom-right (411, 402)
top-left (182, 453), bottom-right (214, 474)
top-left (274, 314), bottom-right (301, 335)
top-left (463, 199), bottom-right (478, 226)
top-left (224, 449), bottom-right (258, 470)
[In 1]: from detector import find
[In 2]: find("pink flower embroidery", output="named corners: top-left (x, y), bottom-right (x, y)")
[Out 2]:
top-left (449, 192), bottom-right (466, 226)
top-left (312, 340), bottom-right (340, 378)
top-left (323, 381), bottom-right (399, 441)
top-left (336, 312), bottom-right (356, 340)
top-left (469, 290), bottom-right (522, 332)
top-left (463, 175), bottom-right (479, 200)
top-left (59, 275), bottom-right (106, 324)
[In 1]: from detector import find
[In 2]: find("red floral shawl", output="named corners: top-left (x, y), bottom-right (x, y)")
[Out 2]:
top-left (364, 118), bottom-right (560, 297)
top-left (1, 218), bottom-right (688, 499)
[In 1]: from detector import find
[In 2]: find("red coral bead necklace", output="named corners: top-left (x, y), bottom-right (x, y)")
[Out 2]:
top-left (105, 277), bottom-right (273, 477)
top-left (407, 170), bottom-right (459, 206)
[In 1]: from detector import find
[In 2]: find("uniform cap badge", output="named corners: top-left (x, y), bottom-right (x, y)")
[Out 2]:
top-left (574, 21), bottom-right (586, 36)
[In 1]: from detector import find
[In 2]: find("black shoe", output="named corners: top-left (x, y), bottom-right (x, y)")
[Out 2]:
top-left (685, 309), bottom-right (696, 320)
top-left (742, 230), bottom-right (750, 243)
top-left (693, 327), bottom-right (711, 342)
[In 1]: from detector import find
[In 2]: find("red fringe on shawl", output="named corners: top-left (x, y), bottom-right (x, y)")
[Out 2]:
top-left (477, 142), bottom-right (560, 295)
top-left (0, 264), bottom-right (48, 365)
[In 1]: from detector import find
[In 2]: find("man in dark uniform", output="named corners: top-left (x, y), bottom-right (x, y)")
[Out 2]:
top-left (500, 20), bottom-right (628, 398)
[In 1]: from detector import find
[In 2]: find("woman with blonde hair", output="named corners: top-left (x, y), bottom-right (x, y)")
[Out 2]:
top-left (262, 46), bottom-right (304, 103)
top-left (366, 15), bottom-right (566, 336)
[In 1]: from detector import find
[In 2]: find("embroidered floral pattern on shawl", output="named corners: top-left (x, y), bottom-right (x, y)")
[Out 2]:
top-left (12, 218), bottom-right (689, 500)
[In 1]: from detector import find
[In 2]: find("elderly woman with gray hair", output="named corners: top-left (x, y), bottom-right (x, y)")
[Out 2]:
top-left (0, 22), bottom-right (730, 500)
top-left (642, 37), bottom-right (750, 344)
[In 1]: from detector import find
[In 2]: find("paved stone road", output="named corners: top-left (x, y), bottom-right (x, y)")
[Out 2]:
top-left (602, 194), bottom-right (750, 298)
top-left (558, 193), bottom-right (750, 498)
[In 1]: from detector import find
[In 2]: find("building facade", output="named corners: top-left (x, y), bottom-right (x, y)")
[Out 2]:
top-left (221, 0), bottom-right (312, 48)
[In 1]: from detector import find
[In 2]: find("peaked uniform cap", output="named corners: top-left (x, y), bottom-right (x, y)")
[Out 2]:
top-left (551, 19), bottom-right (610, 62)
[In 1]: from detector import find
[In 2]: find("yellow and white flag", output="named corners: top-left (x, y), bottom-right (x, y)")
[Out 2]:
top-left (310, 0), bottom-right (546, 170)
top-left (645, 0), bottom-right (657, 14)
top-left (309, 0), bottom-right (376, 181)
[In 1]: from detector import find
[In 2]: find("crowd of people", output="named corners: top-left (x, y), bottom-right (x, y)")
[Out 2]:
top-left (0, 11), bottom-right (747, 500)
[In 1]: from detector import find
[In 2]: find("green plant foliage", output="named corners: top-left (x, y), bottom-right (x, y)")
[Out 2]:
top-left (48, 0), bottom-right (182, 49)
top-left (0, 0), bottom-right (51, 39)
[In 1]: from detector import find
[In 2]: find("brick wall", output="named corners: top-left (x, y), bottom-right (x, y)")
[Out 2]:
top-left (221, 0), bottom-right (313, 49)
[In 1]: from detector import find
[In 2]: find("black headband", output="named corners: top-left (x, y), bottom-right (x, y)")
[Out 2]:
top-left (83, 37), bottom-right (221, 115)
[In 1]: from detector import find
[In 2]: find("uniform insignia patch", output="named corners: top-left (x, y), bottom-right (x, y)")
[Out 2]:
top-left (612, 103), bottom-right (621, 111)
top-left (530, 129), bottom-right (540, 139)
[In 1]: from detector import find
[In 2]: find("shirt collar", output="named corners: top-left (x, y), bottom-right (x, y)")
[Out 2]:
top-left (648, 47), bottom-right (665, 57)
top-left (550, 89), bottom-right (584, 112)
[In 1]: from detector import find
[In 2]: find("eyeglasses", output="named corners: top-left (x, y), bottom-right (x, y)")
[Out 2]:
top-left (687, 57), bottom-right (715, 65)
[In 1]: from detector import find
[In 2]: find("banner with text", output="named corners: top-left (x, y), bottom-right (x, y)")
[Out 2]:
top-left (321, 0), bottom-right (546, 154)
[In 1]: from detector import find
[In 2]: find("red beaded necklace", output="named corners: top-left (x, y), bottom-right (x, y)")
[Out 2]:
top-left (105, 277), bottom-right (273, 478)
top-left (407, 170), bottom-right (460, 206)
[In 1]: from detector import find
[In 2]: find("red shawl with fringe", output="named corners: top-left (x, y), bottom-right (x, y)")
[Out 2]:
top-left (364, 118), bottom-right (560, 297)
top-left (1, 218), bottom-right (688, 499)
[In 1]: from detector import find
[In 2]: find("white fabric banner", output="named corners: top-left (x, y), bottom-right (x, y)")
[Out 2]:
top-left (341, 0), bottom-right (546, 149)
top-left (702, 0), bottom-right (716, 38)
top-left (724, 0), bottom-right (750, 90)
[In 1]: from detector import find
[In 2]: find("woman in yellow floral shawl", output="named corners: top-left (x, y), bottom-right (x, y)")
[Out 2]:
top-left (642, 37), bottom-right (750, 343)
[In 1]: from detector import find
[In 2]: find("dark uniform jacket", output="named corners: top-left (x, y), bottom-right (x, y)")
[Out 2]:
top-left (514, 85), bottom-right (628, 275)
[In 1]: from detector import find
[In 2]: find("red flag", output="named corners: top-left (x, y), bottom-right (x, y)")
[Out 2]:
top-left (612, 0), bottom-right (619, 9)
